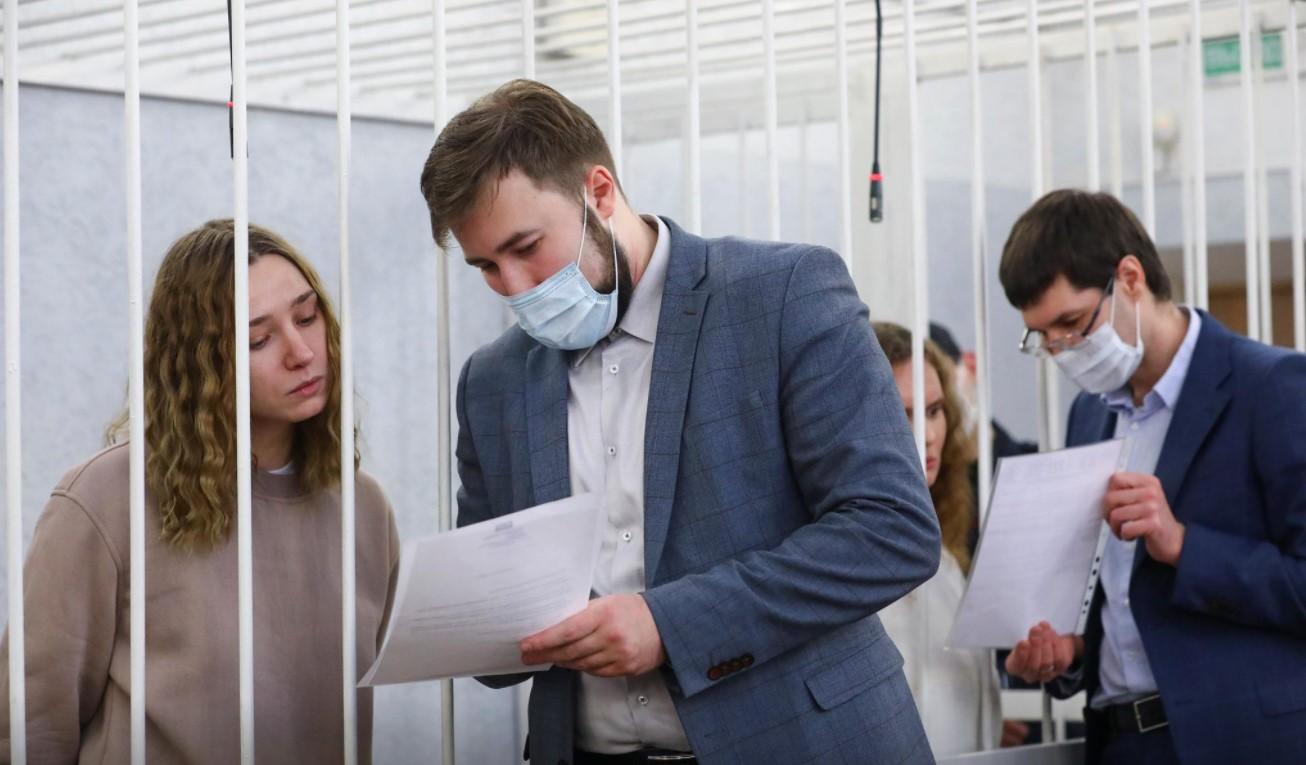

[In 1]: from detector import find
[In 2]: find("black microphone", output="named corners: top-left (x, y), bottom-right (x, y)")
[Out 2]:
top-left (869, 0), bottom-right (883, 223)
top-left (869, 163), bottom-right (883, 223)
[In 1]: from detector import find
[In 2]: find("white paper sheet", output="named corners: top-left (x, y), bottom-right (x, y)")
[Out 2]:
top-left (360, 493), bottom-right (604, 685)
top-left (947, 439), bottom-right (1128, 649)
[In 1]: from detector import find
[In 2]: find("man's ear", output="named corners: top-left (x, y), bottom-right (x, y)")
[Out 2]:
top-left (961, 351), bottom-right (978, 378)
top-left (1115, 255), bottom-right (1148, 298)
top-left (586, 165), bottom-right (620, 220)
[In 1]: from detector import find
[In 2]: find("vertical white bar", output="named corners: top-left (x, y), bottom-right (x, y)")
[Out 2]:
top-left (522, 0), bottom-right (534, 80)
top-left (967, 0), bottom-right (992, 519)
top-left (230, 0), bottom-right (255, 759)
top-left (1240, 0), bottom-right (1260, 341)
top-left (799, 105), bottom-right (811, 244)
top-left (1291, 1), bottom-right (1305, 352)
top-left (1180, 36), bottom-right (1195, 306)
top-left (736, 118), bottom-right (748, 235)
top-left (835, 0), bottom-right (852, 264)
top-left (123, 0), bottom-right (147, 759)
top-left (2, 0), bottom-right (25, 758)
top-left (904, 0), bottom-right (927, 466)
top-left (686, 0), bottom-right (702, 235)
top-left (335, 0), bottom-right (358, 761)
top-left (1028, 0), bottom-right (1059, 453)
top-left (1085, 0), bottom-right (1100, 192)
top-left (607, 0), bottom-right (622, 177)
top-left (430, 1), bottom-right (456, 760)
top-left (763, 0), bottom-right (779, 241)
top-left (1191, 0), bottom-right (1209, 311)
top-left (1139, 0), bottom-right (1155, 235)
top-left (1107, 41), bottom-right (1124, 199)
top-left (1254, 26), bottom-right (1272, 343)
top-left (1027, 0), bottom-right (1043, 199)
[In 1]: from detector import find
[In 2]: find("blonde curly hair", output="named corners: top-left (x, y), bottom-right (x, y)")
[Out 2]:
top-left (873, 322), bottom-right (977, 574)
top-left (110, 219), bottom-right (351, 549)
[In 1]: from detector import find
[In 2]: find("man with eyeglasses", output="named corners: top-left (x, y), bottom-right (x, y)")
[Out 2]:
top-left (995, 190), bottom-right (1306, 765)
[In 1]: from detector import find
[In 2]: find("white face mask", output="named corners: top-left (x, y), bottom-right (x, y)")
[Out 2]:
top-left (1052, 289), bottom-right (1144, 394)
top-left (502, 190), bottom-right (619, 350)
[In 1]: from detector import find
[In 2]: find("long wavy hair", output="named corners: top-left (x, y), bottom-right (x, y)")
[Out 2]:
top-left (873, 322), bottom-right (977, 574)
top-left (110, 220), bottom-right (350, 549)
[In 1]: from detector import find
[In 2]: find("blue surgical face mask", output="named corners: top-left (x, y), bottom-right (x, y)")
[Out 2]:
top-left (503, 191), bottom-right (620, 350)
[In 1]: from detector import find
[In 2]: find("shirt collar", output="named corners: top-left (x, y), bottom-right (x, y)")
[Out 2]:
top-left (1102, 307), bottom-right (1201, 414)
top-left (571, 215), bottom-right (670, 367)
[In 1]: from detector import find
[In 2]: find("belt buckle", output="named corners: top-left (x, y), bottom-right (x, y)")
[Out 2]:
top-left (647, 755), bottom-right (695, 763)
top-left (1132, 694), bottom-right (1167, 734)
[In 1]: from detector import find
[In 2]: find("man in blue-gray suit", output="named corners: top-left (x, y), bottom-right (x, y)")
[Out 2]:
top-left (419, 80), bottom-right (941, 765)
top-left (999, 190), bottom-right (1306, 765)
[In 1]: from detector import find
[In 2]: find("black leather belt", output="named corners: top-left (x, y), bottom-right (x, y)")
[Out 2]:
top-left (573, 749), bottom-right (697, 765)
top-left (1103, 693), bottom-right (1169, 735)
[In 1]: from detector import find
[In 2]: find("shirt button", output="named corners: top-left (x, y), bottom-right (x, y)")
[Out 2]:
top-left (1130, 422), bottom-right (1140, 431)
top-left (607, 446), bottom-right (617, 456)
top-left (637, 695), bottom-right (649, 706)
top-left (609, 364), bottom-right (619, 375)
top-left (621, 530), bottom-right (633, 542)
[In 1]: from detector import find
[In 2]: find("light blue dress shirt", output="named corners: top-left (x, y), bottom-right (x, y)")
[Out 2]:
top-left (1091, 308), bottom-right (1201, 708)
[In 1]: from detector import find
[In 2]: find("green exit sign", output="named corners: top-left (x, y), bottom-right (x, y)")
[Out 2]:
top-left (1204, 33), bottom-right (1284, 77)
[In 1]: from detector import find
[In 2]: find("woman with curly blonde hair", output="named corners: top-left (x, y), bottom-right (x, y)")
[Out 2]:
top-left (873, 321), bottom-right (1002, 757)
top-left (1, 220), bottom-right (399, 763)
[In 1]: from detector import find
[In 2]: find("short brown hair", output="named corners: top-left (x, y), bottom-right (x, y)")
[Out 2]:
top-left (999, 189), bottom-right (1172, 309)
top-left (419, 79), bottom-right (620, 249)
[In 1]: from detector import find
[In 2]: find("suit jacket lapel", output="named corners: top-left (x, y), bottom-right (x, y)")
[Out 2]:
top-left (1133, 311), bottom-right (1233, 572)
top-left (644, 218), bottom-right (709, 586)
top-left (525, 344), bottom-right (572, 507)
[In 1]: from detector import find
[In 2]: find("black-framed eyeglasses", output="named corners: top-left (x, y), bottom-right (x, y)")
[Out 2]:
top-left (1018, 277), bottom-right (1115, 358)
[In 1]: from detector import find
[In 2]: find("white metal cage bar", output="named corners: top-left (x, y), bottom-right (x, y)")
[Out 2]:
top-left (1253, 25), bottom-right (1272, 343)
top-left (1292, 0), bottom-right (1305, 352)
top-left (1085, 0), bottom-right (1100, 191)
top-left (336, 0), bottom-right (358, 760)
top-left (231, 0), bottom-right (255, 760)
top-left (123, 0), bottom-right (147, 760)
top-left (521, 0), bottom-right (534, 79)
top-left (1139, 0), bottom-right (1155, 235)
top-left (686, 0), bottom-right (702, 234)
top-left (430, 0), bottom-right (456, 760)
top-left (835, 0), bottom-right (852, 263)
top-left (967, 0), bottom-right (993, 520)
top-left (3, 0), bottom-right (26, 758)
top-left (763, 0), bottom-right (780, 240)
top-left (1190, 0), bottom-right (1208, 311)
top-left (1240, 0), bottom-right (1260, 342)
top-left (607, 0), bottom-right (621, 176)
top-left (904, 0), bottom-right (927, 469)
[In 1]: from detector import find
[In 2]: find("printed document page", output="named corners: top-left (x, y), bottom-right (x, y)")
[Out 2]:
top-left (361, 493), bottom-right (603, 685)
top-left (948, 439), bottom-right (1127, 649)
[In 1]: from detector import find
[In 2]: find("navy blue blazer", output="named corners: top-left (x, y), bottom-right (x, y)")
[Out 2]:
top-left (454, 219), bottom-right (942, 765)
top-left (1056, 311), bottom-right (1306, 765)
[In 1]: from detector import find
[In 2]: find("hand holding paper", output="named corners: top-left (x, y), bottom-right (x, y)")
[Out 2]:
top-left (520, 592), bottom-right (666, 678)
top-left (360, 493), bottom-right (604, 686)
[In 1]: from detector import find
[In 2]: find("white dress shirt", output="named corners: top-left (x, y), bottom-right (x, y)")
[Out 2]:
top-left (568, 215), bottom-right (692, 754)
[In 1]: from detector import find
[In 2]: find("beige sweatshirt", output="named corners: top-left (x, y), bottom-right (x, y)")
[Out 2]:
top-left (0, 443), bottom-right (400, 764)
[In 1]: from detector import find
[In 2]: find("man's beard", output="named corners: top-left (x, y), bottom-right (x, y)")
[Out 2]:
top-left (584, 208), bottom-right (635, 326)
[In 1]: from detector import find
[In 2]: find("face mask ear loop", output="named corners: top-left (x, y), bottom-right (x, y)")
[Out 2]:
top-left (608, 213), bottom-right (619, 286)
top-left (1133, 294), bottom-right (1143, 350)
top-left (575, 189), bottom-right (590, 266)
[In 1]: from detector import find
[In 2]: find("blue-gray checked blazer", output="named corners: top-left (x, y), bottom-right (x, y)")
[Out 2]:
top-left (455, 218), bottom-right (942, 765)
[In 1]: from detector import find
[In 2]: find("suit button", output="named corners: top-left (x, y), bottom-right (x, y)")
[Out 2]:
top-left (742, 654), bottom-right (754, 667)
top-left (707, 666), bottom-right (724, 681)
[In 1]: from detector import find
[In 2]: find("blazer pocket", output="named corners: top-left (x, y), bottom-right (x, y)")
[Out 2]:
top-left (804, 635), bottom-right (905, 711)
top-left (1259, 675), bottom-right (1306, 717)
